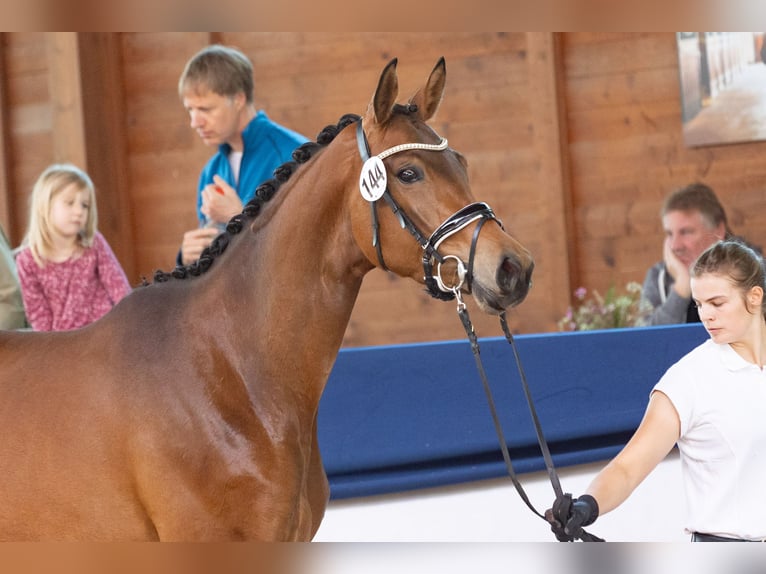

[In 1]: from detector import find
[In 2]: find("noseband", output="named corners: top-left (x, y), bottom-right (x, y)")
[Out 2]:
top-left (355, 120), bottom-right (502, 300)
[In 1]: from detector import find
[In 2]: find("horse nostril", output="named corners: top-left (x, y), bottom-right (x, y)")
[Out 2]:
top-left (501, 256), bottom-right (519, 277)
top-left (498, 256), bottom-right (534, 292)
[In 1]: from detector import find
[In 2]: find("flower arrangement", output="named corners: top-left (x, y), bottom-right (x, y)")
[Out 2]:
top-left (558, 281), bottom-right (651, 331)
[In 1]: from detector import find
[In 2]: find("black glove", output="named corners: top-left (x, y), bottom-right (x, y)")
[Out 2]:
top-left (545, 493), bottom-right (599, 542)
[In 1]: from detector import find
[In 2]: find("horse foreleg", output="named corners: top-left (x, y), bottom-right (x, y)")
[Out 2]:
top-left (306, 427), bottom-right (330, 540)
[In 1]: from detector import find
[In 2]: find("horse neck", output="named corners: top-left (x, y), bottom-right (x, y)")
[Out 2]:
top-left (206, 132), bottom-right (370, 402)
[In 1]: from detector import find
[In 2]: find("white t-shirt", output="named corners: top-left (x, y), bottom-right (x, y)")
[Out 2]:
top-left (653, 339), bottom-right (766, 540)
top-left (228, 151), bottom-right (243, 186)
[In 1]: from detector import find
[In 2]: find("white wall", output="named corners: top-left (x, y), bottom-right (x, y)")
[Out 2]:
top-left (314, 450), bottom-right (688, 542)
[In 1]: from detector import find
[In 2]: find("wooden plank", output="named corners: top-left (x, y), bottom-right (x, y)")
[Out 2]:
top-left (3, 32), bottom-right (47, 76)
top-left (525, 32), bottom-right (576, 318)
top-left (46, 33), bottom-right (86, 167)
top-left (564, 33), bottom-right (678, 79)
top-left (121, 32), bottom-right (210, 61)
top-left (565, 69), bottom-right (682, 113)
top-left (125, 122), bottom-right (196, 158)
top-left (77, 33), bottom-right (136, 279)
top-left (567, 100), bottom-right (683, 142)
top-left (230, 32), bottom-right (526, 76)
top-left (255, 74), bottom-right (533, 127)
top-left (1, 34), bottom-right (53, 243)
top-left (0, 35), bottom-right (11, 235)
top-left (8, 102), bottom-right (51, 135)
top-left (3, 73), bottom-right (47, 106)
top-left (5, 38), bottom-right (50, 231)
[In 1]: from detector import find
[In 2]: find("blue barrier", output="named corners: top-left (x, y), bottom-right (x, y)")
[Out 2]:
top-left (318, 323), bottom-right (708, 499)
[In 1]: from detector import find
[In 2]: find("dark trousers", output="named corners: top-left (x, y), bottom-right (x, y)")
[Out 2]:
top-left (691, 532), bottom-right (754, 542)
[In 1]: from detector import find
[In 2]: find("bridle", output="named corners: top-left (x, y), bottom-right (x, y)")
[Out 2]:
top-left (355, 117), bottom-right (603, 542)
top-left (355, 119), bottom-right (501, 301)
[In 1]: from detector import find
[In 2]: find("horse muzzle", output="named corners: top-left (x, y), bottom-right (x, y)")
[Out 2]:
top-left (472, 252), bottom-right (534, 314)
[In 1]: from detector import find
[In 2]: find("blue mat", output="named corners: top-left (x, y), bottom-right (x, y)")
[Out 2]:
top-left (318, 323), bottom-right (708, 499)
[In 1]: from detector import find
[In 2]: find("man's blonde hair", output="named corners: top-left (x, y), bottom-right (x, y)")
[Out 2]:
top-left (178, 44), bottom-right (254, 104)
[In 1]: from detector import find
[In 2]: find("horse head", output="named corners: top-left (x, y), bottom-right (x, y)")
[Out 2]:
top-left (350, 57), bottom-right (534, 314)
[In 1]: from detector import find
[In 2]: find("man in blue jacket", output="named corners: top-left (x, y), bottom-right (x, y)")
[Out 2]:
top-left (177, 44), bottom-right (307, 265)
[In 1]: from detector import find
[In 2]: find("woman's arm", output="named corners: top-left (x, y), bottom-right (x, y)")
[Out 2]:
top-left (586, 390), bottom-right (681, 514)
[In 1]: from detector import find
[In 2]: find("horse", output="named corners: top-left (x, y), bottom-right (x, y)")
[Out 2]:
top-left (0, 57), bottom-right (534, 541)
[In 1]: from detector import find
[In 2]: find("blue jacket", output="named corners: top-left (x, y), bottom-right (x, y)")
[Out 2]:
top-left (196, 110), bottom-right (308, 224)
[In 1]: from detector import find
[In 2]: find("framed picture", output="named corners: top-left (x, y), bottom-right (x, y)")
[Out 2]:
top-left (677, 32), bottom-right (766, 147)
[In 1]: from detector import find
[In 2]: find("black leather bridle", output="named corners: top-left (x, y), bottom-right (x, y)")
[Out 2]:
top-left (355, 120), bottom-right (501, 301)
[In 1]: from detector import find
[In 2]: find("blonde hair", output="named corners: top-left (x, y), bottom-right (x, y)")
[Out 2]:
top-left (178, 44), bottom-right (254, 104)
top-left (24, 163), bottom-right (98, 267)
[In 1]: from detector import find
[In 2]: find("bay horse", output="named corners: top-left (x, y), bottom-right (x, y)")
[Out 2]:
top-left (0, 58), bottom-right (533, 541)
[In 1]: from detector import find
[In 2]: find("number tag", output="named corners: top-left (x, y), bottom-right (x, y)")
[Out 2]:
top-left (359, 156), bottom-right (387, 202)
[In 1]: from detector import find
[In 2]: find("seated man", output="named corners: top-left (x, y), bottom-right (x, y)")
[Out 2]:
top-left (641, 183), bottom-right (731, 325)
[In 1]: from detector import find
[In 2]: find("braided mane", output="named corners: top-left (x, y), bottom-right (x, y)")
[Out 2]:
top-left (149, 113), bottom-right (363, 284)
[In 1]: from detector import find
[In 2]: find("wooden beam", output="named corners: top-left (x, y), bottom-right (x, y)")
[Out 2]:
top-left (44, 33), bottom-right (136, 280)
top-left (46, 33), bottom-right (87, 167)
top-left (525, 32), bottom-right (576, 324)
top-left (77, 33), bottom-right (136, 281)
top-left (0, 34), bottom-right (12, 237)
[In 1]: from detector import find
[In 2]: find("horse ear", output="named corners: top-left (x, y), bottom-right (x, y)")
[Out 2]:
top-left (409, 57), bottom-right (446, 122)
top-left (371, 58), bottom-right (399, 125)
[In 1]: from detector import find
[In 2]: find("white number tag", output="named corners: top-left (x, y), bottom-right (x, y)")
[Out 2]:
top-left (359, 156), bottom-right (387, 202)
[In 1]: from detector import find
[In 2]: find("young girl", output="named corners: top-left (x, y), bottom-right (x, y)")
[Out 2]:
top-left (16, 164), bottom-right (131, 331)
top-left (548, 239), bottom-right (766, 542)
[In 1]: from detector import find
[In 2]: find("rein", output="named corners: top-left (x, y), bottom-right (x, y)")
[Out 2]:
top-left (456, 296), bottom-right (605, 542)
top-left (355, 118), bottom-right (603, 542)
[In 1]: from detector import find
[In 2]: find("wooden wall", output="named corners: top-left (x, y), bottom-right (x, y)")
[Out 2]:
top-left (563, 33), bottom-right (766, 290)
top-left (1, 32), bottom-right (765, 347)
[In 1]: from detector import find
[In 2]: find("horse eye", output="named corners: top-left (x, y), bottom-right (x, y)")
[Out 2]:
top-left (397, 167), bottom-right (422, 184)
